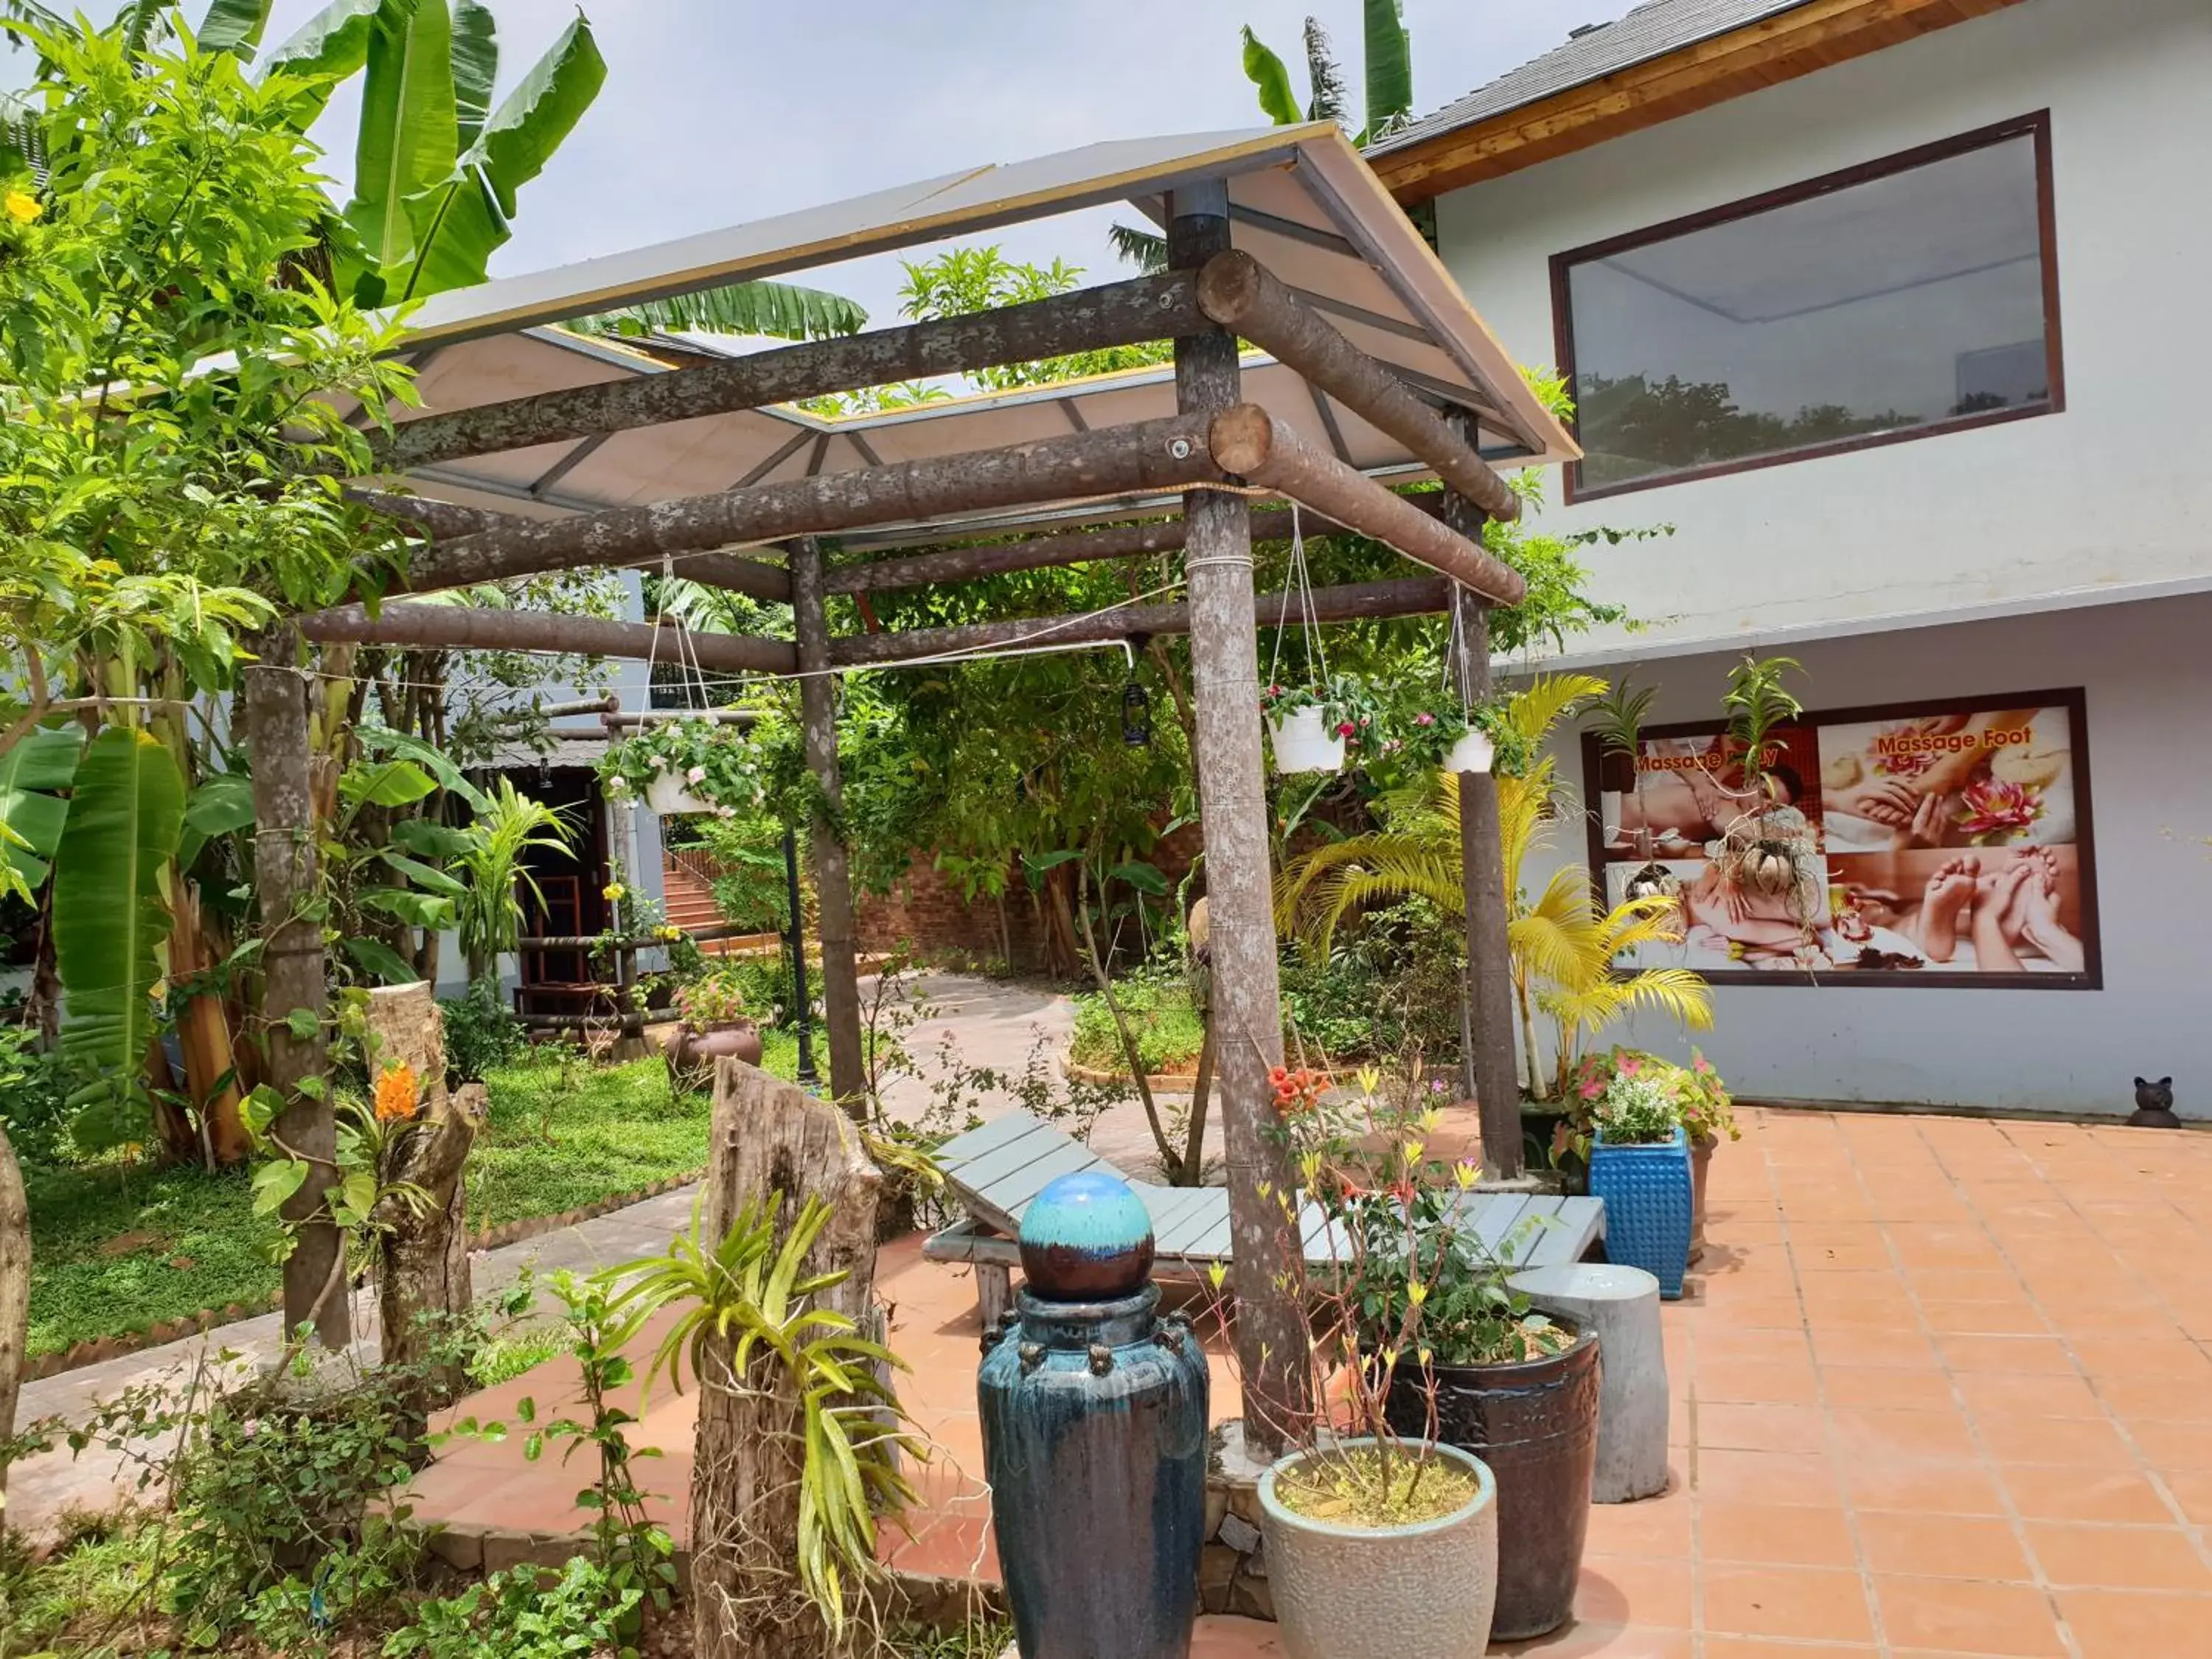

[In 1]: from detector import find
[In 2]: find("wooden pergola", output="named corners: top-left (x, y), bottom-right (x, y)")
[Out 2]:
top-left (261, 124), bottom-right (1579, 1452)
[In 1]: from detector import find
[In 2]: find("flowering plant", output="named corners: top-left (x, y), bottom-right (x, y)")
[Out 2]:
top-left (1381, 695), bottom-right (1533, 780)
top-left (1956, 775), bottom-right (2043, 844)
top-left (674, 969), bottom-right (749, 1029)
top-left (1593, 1068), bottom-right (1680, 1145)
top-left (1562, 1047), bottom-right (1737, 1163)
top-left (595, 717), bottom-right (763, 817)
top-left (1260, 673), bottom-right (1386, 752)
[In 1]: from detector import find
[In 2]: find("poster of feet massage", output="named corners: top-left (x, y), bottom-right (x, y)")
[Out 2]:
top-left (1584, 689), bottom-right (2097, 985)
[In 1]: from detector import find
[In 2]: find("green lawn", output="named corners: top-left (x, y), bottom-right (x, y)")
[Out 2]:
top-left (23, 1046), bottom-right (797, 1360)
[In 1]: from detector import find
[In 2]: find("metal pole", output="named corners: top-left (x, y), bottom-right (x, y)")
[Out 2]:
top-left (785, 826), bottom-right (817, 1088)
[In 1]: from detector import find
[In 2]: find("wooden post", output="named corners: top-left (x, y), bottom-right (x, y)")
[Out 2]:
top-left (0, 1124), bottom-right (26, 1512)
top-left (1169, 184), bottom-right (1312, 1459)
top-left (365, 982), bottom-right (480, 1395)
top-left (246, 659), bottom-right (350, 1350)
top-left (1441, 461), bottom-right (1526, 1181)
top-left (690, 1060), bottom-right (883, 1659)
top-left (788, 538), bottom-right (866, 1115)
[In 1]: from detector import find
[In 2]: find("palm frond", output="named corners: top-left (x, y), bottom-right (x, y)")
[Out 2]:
top-left (1107, 222), bottom-right (1169, 273)
top-left (572, 279), bottom-right (867, 343)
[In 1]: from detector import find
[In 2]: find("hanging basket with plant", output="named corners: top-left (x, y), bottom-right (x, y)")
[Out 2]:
top-left (1261, 675), bottom-right (1383, 774)
top-left (596, 717), bottom-right (765, 818)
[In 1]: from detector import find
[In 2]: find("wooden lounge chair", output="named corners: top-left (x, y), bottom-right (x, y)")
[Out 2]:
top-left (920, 1110), bottom-right (1607, 1324)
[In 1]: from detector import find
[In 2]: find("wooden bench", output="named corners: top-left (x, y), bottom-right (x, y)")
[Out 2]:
top-left (922, 1111), bottom-right (1607, 1322)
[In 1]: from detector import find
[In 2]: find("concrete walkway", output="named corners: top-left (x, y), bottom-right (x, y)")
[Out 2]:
top-left (4, 971), bottom-right (1120, 1537)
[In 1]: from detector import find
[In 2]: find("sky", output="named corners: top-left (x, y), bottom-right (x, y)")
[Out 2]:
top-left (231, 0), bottom-right (1646, 326)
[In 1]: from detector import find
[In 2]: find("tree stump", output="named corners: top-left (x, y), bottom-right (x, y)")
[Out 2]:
top-left (692, 1059), bottom-right (883, 1659)
top-left (366, 984), bottom-right (480, 1398)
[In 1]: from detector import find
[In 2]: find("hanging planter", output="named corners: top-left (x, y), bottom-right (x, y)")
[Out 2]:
top-left (1267, 703), bottom-right (1346, 774)
top-left (596, 716), bottom-right (765, 820)
top-left (1444, 726), bottom-right (1495, 775)
top-left (1385, 700), bottom-right (1531, 787)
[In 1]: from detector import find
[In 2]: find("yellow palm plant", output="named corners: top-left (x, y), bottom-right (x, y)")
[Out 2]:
top-left (1276, 672), bottom-right (1711, 1100)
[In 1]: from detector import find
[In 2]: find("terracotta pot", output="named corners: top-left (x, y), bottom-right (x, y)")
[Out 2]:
top-left (1386, 1330), bottom-right (1599, 1641)
top-left (678, 1019), bottom-right (762, 1070)
top-left (1689, 1132), bottom-right (1717, 1265)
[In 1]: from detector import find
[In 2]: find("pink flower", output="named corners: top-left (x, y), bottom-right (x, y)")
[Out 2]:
top-left (686, 765), bottom-right (707, 784)
top-left (1415, 712), bottom-right (1436, 726)
top-left (1579, 1079), bottom-right (1604, 1100)
top-left (1618, 1055), bottom-right (1641, 1076)
top-left (1957, 776), bottom-right (2042, 842)
top-left (1268, 685), bottom-right (1284, 698)
top-left (1336, 721), bottom-right (1356, 737)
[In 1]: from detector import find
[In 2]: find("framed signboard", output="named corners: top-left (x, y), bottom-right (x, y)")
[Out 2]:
top-left (1579, 687), bottom-right (2098, 988)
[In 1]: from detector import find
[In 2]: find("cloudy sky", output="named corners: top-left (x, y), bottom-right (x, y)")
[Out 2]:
top-left (233, 0), bottom-right (1642, 323)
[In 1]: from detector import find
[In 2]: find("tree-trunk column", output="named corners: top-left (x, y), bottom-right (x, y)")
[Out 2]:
top-left (1169, 184), bottom-right (1311, 1458)
top-left (1441, 474), bottom-right (1525, 1180)
top-left (789, 537), bottom-right (867, 1116)
top-left (246, 657), bottom-right (350, 1349)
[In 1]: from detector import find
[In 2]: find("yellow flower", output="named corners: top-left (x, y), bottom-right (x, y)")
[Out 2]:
top-left (374, 1061), bottom-right (420, 1123)
top-left (4, 189), bottom-right (41, 225)
top-left (602, 882), bottom-right (627, 902)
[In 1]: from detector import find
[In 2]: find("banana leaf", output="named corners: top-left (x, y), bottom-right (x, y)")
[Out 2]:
top-left (1239, 24), bottom-right (1301, 126)
top-left (0, 723), bottom-right (85, 887)
top-left (54, 728), bottom-right (187, 1132)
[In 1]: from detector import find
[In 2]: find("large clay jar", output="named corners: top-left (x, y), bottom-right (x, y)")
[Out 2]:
top-left (1388, 1329), bottom-right (1600, 1642)
top-left (678, 1019), bottom-right (762, 1070)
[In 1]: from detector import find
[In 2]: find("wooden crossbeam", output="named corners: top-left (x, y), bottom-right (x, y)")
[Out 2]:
top-left (374, 271), bottom-right (1211, 472)
top-left (298, 602), bottom-right (799, 675)
top-left (1207, 406), bottom-right (1525, 605)
top-left (1194, 250), bottom-right (1520, 520)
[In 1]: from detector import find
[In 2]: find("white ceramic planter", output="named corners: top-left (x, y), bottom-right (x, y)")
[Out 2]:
top-left (1445, 728), bottom-right (1496, 773)
top-left (1259, 1439), bottom-right (1498, 1659)
top-left (644, 771), bottom-right (713, 815)
top-left (1268, 705), bottom-right (1346, 774)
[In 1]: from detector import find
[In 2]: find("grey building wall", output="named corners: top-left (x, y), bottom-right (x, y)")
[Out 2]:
top-left (1522, 591), bottom-right (2211, 1119)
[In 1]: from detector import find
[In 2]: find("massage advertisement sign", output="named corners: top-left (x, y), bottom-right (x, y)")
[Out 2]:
top-left (1580, 689), bottom-right (2098, 987)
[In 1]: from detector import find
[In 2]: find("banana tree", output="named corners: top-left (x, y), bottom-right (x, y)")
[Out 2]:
top-left (1241, 1), bottom-right (1413, 143)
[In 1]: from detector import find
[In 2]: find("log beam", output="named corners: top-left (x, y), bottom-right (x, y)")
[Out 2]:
top-left (299, 602), bottom-right (800, 676)
top-left (400, 411), bottom-right (1226, 595)
top-left (1196, 250), bottom-right (1521, 521)
top-left (1207, 406), bottom-right (1526, 606)
top-left (821, 499), bottom-right (1435, 595)
top-left (377, 271), bottom-right (1211, 473)
top-left (824, 576), bottom-right (1452, 668)
top-left (347, 487), bottom-right (508, 541)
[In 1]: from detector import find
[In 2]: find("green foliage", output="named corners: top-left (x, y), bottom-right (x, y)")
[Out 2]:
top-left (439, 976), bottom-right (529, 1084)
top-left (0, 1021), bottom-right (80, 1166)
top-left (1593, 1068), bottom-right (1680, 1146)
top-left (1723, 654), bottom-right (1806, 800)
top-left (893, 244), bottom-right (1175, 390)
top-left (386, 1557), bottom-right (644, 1659)
top-left (597, 716), bottom-right (764, 816)
top-left (608, 1194), bottom-right (919, 1635)
top-left (52, 727), bottom-right (188, 1144)
top-left (570, 277), bottom-right (866, 342)
top-left (1239, 0), bottom-right (1411, 143)
top-left (451, 777), bottom-right (574, 979)
top-left (1068, 967), bottom-right (1206, 1074)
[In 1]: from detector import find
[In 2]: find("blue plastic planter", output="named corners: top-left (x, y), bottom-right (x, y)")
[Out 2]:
top-left (1588, 1126), bottom-right (1693, 1298)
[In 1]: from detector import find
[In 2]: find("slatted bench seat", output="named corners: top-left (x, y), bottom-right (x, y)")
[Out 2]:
top-left (921, 1110), bottom-right (1607, 1322)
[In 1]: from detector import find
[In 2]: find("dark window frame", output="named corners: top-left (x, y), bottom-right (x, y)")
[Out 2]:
top-left (1576, 685), bottom-right (2101, 992)
top-left (1550, 111), bottom-right (2066, 503)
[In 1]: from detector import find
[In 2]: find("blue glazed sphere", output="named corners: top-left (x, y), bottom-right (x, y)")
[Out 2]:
top-left (1018, 1171), bottom-right (1155, 1300)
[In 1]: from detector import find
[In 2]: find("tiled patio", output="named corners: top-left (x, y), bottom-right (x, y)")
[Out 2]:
top-left (411, 1107), bottom-right (2212, 1656)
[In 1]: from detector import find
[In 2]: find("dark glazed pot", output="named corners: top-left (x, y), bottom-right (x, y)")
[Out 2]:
top-left (1387, 1329), bottom-right (1600, 1641)
top-left (1596, 750), bottom-right (1638, 794)
top-left (678, 1019), bottom-right (762, 1070)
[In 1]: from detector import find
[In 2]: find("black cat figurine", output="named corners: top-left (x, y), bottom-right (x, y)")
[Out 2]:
top-left (2128, 1077), bottom-right (2180, 1129)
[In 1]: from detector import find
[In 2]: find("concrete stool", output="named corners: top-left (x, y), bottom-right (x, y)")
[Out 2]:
top-left (1509, 1262), bottom-right (1669, 1503)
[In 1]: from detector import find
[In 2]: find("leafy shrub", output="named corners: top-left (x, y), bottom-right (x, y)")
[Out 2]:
top-left (439, 978), bottom-right (529, 1085)
top-left (1279, 897), bottom-right (1467, 1063)
top-left (0, 1023), bottom-right (80, 1166)
top-left (1068, 965), bottom-right (1206, 1074)
top-left (385, 1557), bottom-right (642, 1658)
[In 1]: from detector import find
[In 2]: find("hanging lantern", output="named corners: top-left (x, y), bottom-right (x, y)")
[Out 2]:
top-left (1121, 678), bottom-right (1152, 747)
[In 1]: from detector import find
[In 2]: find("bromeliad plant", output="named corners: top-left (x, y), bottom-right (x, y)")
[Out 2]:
top-left (596, 717), bottom-right (764, 817)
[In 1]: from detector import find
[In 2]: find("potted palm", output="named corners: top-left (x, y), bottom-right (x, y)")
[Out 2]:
top-left (1585, 1060), bottom-right (1694, 1298)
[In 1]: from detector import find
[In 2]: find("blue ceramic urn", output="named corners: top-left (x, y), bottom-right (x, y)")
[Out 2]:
top-left (1588, 1124), bottom-right (1694, 1298)
top-left (978, 1171), bottom-right (1210, 1659)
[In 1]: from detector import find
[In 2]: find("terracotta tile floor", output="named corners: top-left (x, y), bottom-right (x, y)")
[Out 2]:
top-left (411, 1107), bottom-right (2212, 1655)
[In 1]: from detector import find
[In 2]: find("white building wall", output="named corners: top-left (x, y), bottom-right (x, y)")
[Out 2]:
top-left (1433, 0), bottom-right (2212, 667)
top-left (1520, 594), bottom-right (2211, 1118)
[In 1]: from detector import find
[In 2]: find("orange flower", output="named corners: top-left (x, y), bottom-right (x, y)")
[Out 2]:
top-left (374, 1061), bottom-right (420, 1123)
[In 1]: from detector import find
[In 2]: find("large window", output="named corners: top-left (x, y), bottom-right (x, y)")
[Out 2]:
top-left (1552, 114), bottom-right (2063, 498)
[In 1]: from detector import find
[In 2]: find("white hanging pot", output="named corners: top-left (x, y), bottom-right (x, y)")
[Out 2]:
top-left (1269, 706), bottom-right (1346, 774)
top-left (1445, 728), bottom-right (1496, 774)
top-left (644, 770), bottom-right (714, 815)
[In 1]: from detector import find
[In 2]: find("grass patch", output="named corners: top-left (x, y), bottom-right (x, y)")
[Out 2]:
top-left (1068, 975), bottom-right (1206, 1074)
top-left (23, 1046), bottom-right (799, 1360)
